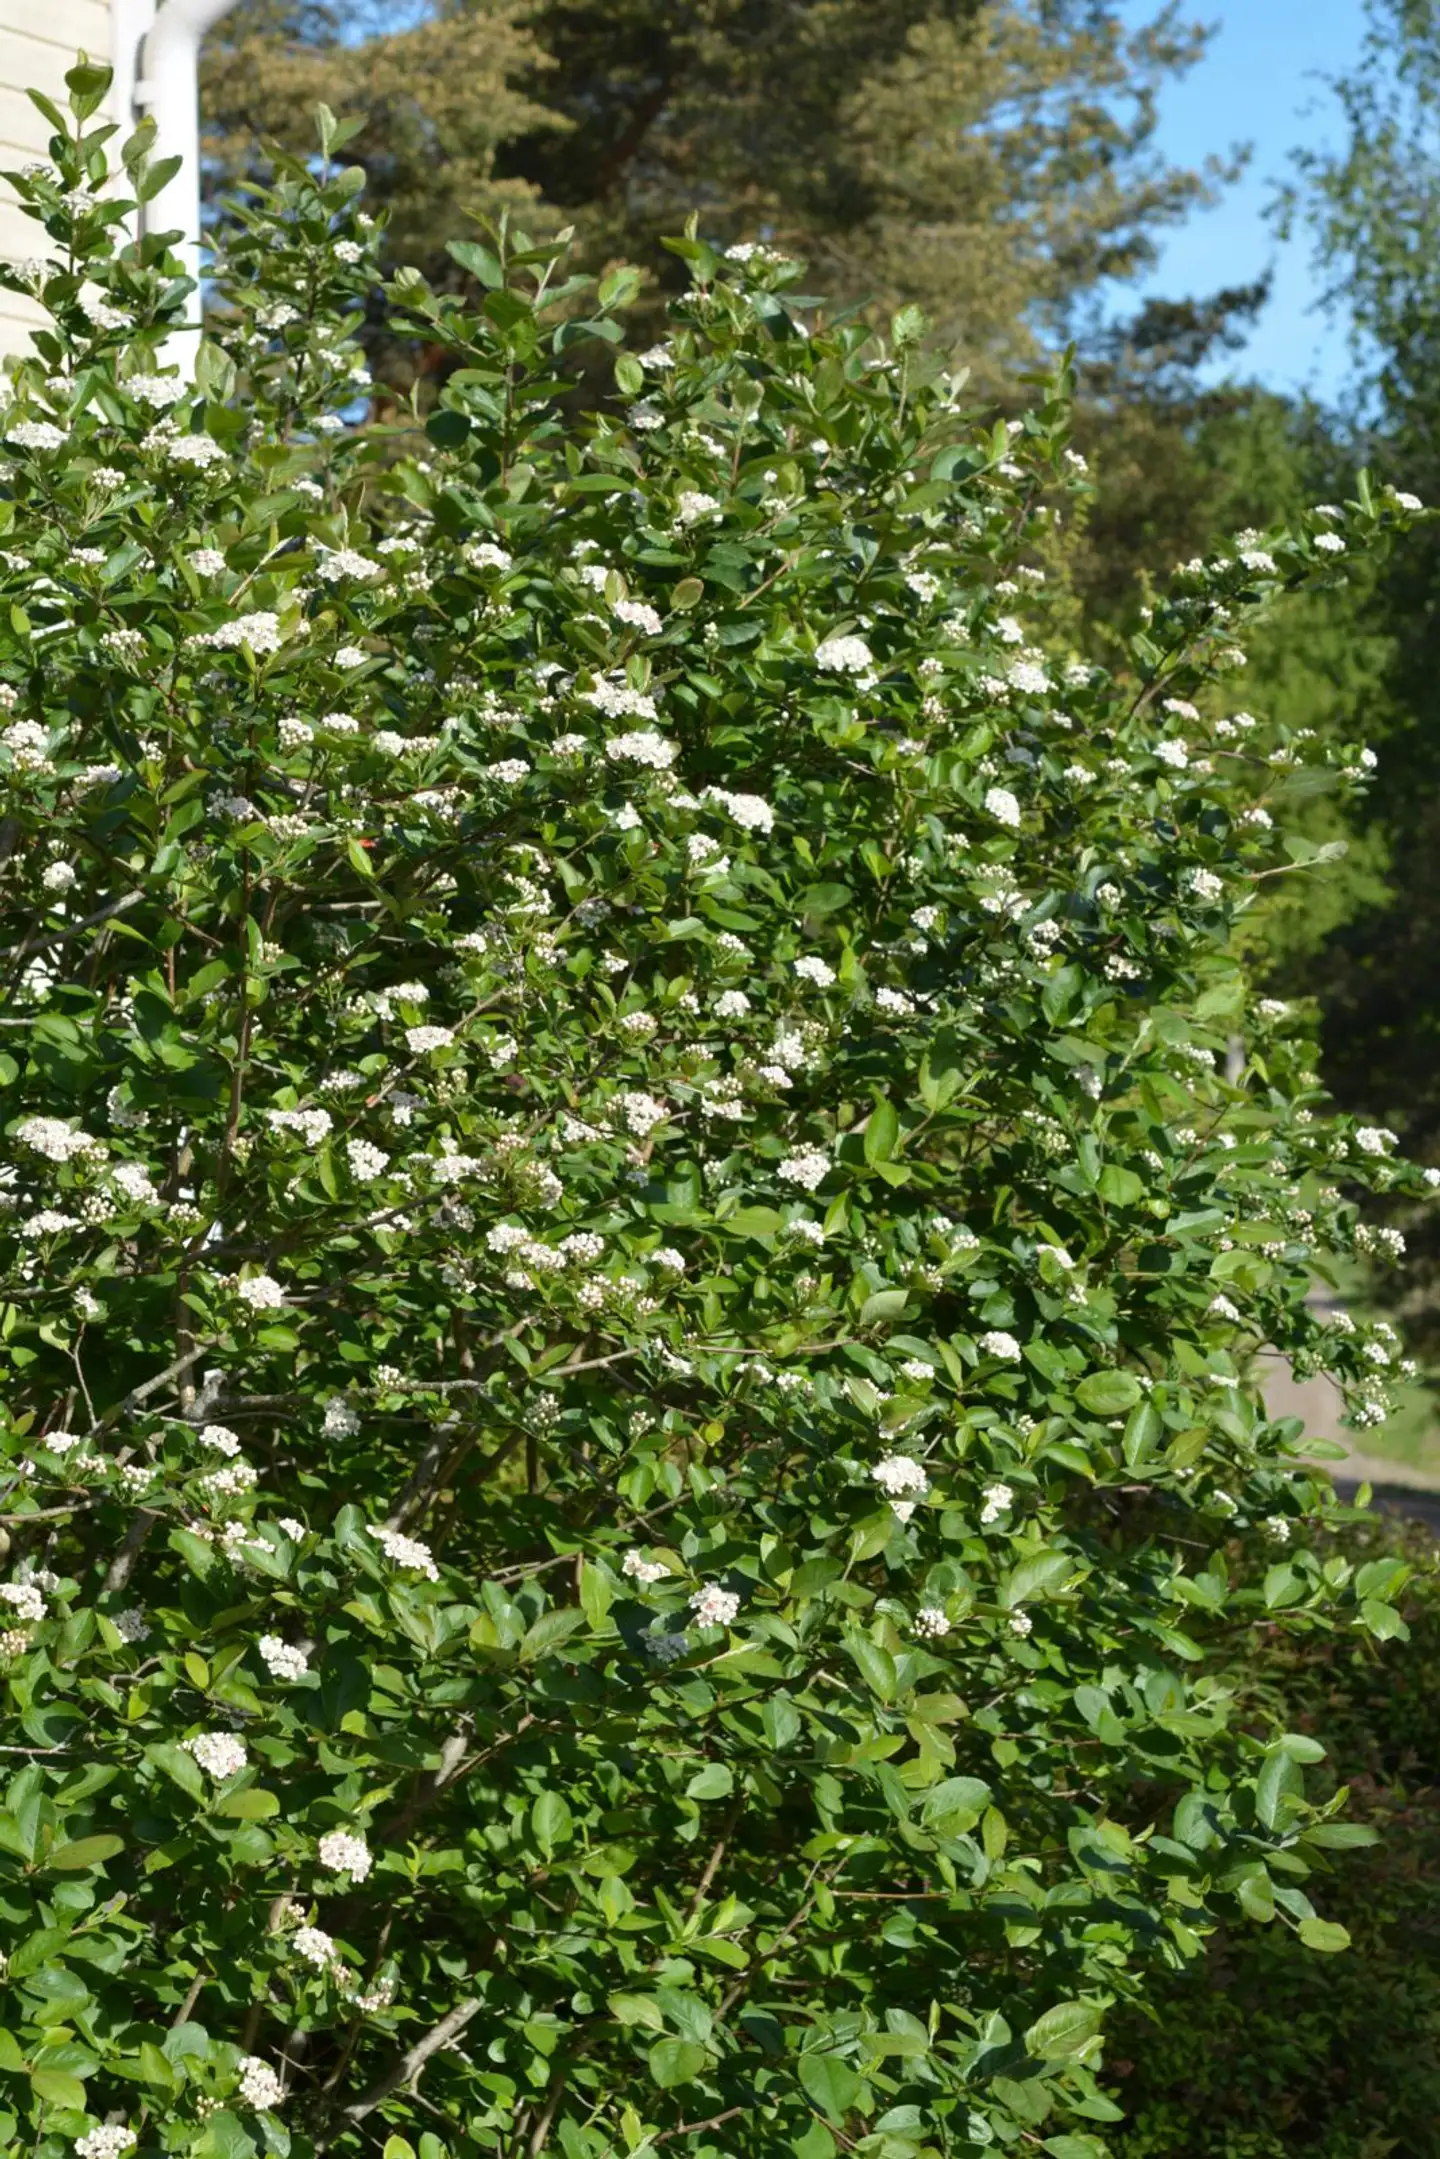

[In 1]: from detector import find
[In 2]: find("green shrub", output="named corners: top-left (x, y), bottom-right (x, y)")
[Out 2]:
top-left (1109, 1520), bottom-right (1440, 2159)
top-left (0, 61), bottom-right (1433, 2159)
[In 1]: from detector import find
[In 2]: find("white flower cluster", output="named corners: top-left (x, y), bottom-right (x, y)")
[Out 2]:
top-left (75, 2130), bottom-right (136, 2159)
top-left (317, 1828), bottom-right (373, 1880)
top-left (237, 2057), bottom-right (284, 2110)
top-left (370, 1524), bottom-right (439, 1579)
top-left (623, 1548), bottom-right (670, 1585)
top-left (980, 1482), bottom-right (1014, 1524)
top-left (690, 1582), bottom-right (741, 1627)
top-left (259, 1635), bottom-right (310, 1681)
top-left (814, 633), bottom-right (873, 674)
top-left (871, 1454), bottom-right (929, 1498)
top-left (185, 1731), bottom-right (248, 1779)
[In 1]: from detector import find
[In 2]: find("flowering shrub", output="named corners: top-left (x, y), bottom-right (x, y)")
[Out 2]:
top-left (0, 63), bottom-right (1433, 2159)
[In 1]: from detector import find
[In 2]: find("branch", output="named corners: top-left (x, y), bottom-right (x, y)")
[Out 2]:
top-left (340, 1996), bottom-right (482, 2125)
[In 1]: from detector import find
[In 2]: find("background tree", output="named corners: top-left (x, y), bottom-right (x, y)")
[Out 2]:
top-left (1281, 0), bottom-right (1440, 1350)
top-left (200, 0), bottom-right (1228, 386)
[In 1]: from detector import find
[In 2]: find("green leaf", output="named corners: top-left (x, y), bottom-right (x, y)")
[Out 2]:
top-left (610, 1993), bottom-right (666, 2031)
top-left (859, 1288), bottom-right (910, 1326)
top-left (863, 1099), bottom-right (900, 1165)
top-left (1121, 1399), bottom-right (1161, 1467)
top-left (1255, 1745), bottom-right (1303, 1832)
top-left (532, 1790), bottom-right (573, 1854)
top-left (647, 2038), bottom-right (707, 2089)
top-left (845, 1635), bottom-right (897, 1700)
top-left (920, 1776), bottom-right (992, 1836)
top-left (43, 1834), bottom-right (123, 1871)
top-left (30, 2067), bottom-right (87, 2109)
top-left (798, 2053), bottom-right (865, 2120)
top-left (1297, 1915), bottom-right (1352, 1954)
top-left (520, 1606), bottom-right (586, 1661)
top-left (146, 1742), bottom-right (205, 1801)
top-left (1075, 1370), bottom-right (1142, 1415)
top-left (685, 1762), bottom-right (734, 1800)
top-left (1023, 1999), bottom-right (1102, 2060)
top-left (447, 240), bottom-right (504, 287)
top-left (426, 409), bottom-right (472, 451)
top-left (1005, 1550), bottom-right (1075, 1605)
top-left (214, 1787), bottom-right (281, 1821)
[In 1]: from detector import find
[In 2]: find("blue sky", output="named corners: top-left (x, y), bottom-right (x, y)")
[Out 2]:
top-left (1108, 0), bottom-right (1372, 401)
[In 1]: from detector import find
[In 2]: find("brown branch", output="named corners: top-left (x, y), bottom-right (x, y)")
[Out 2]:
top-left (338, 1995), bottom-right (482, 2127)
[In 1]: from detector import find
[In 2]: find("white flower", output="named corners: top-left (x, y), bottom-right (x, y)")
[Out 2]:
top-left (984, 786), bottom-right (1020, 828)
top-left (347, 1138), bottom-right (390, 1181)
top-left (675, 489), bottom-right (720, 527)
top-left (793, 955), bottom-right (836, 988)
top-left (701, 789), bottom-right (771, 836)
top-left (714, 989), bottom-right (751, 1017)
top-left (259, 1635), bottom-right (310, 1681)
top-left (614, 1090), bottom-right (669, 1136)
top-left (17, 1116), bottom-right (98, 1162)
top-left (0, 1581), bottom-right (46, 1623)
top-left (334, 645), bottom-right (370, 669)
top-left (978, 1330), bottom-right (1021, 1362)
top-left (315, 548), bottom-right (381, 582)
top-left (1185, 867), bottom-right (1224, 902)
top-left (113, 1606), bottom-right (149, 1642)
top-left (1008, 1609), bottom-right (1033, 1637)
top-left (199, 1423), bottom-right (242, 1457)
top-left (166, 433), bottom-right (226, 469)
top-left (914, 1606), bottom-right (950, 1639)
top-left (237, 2056), bottom-right (284, 2111)
top-left (1263, 1514), bottom-right (1292, 1545)
top-left (1393, 490), bottom-right (1423, 510)
top-left (814, 633), bottom-right (874, 674)
top-left (405, 1025), bottom-right (455, 1053)
top-left (1313, 531), bottom-right (1346, 554)
top-left (184, 1731), bottom-right (248, 1779)
top-left (690, 1582), bottom-right (741, 1627)
top-left (317, 1828), bottom-right (373, 1880)
top-left (871, 1454), bottom-right (929, 1498)
top-left (189, 548), bottom-right (227, 576)
top-left (980, 1481), bottom-right (1014, 1524)
top-left (465, 541), bottom-right (512, 571)
top-left (268, 1106), bottom-right (333, 1147)
top-left (75, 2130), bottom-right (137, 2159)
top-left (292, 1924), bottom-right (338, 1970)
top-left (41, 860), bottom-right (76, 893)
top-left (603, 729), bottom-right (677, 769)
top-left (236, 1274), bottom-right (285, 1311)
top-left (1354, 1126), bottom-right (1394, 1155)
top-left (5, 418), bottom-right (66, 452)
top-left (623, 1549), bottom-right (670, 1585)
top-left (779, 1150), bottom-right (829, 1191)
top-left (370, 1524), bottom-right (439, 1580)
top-left (124, 372), bottom-right (181, 408)
top-left (588, 676), bottom-right (658, 719)
top-left (1154, 738), bottom-right (1189, 769)
top-left (614, 598), bottom-right (663, 635)
top-left (205, 610), bottom-right (284, 655)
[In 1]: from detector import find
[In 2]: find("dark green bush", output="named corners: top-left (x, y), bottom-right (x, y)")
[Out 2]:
top-left (1110, 1516), bottom-right (1440, 2159)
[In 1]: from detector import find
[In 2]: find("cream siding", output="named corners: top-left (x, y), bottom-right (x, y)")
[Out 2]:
top-left (0, 0), bottom-right (115, 359)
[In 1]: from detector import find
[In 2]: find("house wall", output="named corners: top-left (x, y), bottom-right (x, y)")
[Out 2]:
top-left (0, 0), bottom-right (115, 361)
